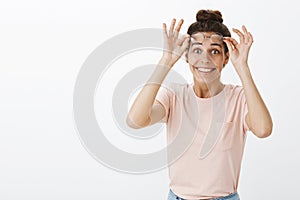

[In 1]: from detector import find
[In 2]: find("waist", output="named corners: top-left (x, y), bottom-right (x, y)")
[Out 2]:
top-left (169, 189), bottom-right (240, 200)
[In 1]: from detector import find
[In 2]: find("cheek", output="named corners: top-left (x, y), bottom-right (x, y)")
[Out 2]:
top-left (209, 55), bottom-right (223, 65)
top-left (189, 64), bottom-right (194, 71)
top-left (216, 54), bottom-right (226, 63)
top-left (212, 56), bottom-right (225, 71)
top-left (187, 53), bottom-right (197, 65)
top-left (217, 56), bottom-right (227, 70)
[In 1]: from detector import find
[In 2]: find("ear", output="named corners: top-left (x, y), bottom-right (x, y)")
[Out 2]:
top-left (223, 52), bottom-right (230, 66)
top-left (185, 51), bottom-right (189, 63)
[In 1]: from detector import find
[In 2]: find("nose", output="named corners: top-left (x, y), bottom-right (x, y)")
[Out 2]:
top-left (191, 51), bottom-right (211, 66)
top-left (199, 51), bottom-right (211, 63)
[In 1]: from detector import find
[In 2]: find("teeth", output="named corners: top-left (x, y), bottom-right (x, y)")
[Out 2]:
top-left (196, 67), bottom-right (215, 72)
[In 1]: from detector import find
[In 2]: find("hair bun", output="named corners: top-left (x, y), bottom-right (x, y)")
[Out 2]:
top-left (196, 10), bottom-right (223, 23)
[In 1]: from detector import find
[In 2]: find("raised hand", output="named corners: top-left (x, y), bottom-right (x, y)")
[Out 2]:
top-left (223, 25), bottom-right (253, 70)
top-left (161, 18), bottom-right (190, 67)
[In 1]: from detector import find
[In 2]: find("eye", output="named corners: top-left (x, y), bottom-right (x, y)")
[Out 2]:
top-left (211, 49), bottom-right (220, 54)
top-left (193, 49), bottom-right (201, 54)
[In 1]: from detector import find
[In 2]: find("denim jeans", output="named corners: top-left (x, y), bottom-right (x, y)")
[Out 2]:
top-left (167, 189), bottom-right (240, 200)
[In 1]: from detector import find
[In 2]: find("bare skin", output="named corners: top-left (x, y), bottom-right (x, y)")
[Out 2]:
top-left (126, 19), bottom-right (273, 138)
top-left (186, 32), bottom-right (229, 98)
top-left (126, 19), bottom-right (190, 128)
top-left (224, 26), bottom-right (273, 138)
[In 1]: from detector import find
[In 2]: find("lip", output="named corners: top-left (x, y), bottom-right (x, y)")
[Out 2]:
top-left (193, 66), bottom-right (216, 70)
top-left (192, 66), bottom-right (217, 74)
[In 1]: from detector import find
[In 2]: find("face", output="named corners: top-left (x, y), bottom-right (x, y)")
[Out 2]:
top-left (186, 32), bottom-right (229, 84)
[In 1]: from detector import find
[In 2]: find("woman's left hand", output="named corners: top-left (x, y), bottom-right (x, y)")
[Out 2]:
top-left (223, 25), bottom-right (253, 71)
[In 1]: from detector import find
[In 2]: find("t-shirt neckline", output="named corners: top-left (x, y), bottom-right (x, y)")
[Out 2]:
top-left (190, 83), bottom-right (227, 102)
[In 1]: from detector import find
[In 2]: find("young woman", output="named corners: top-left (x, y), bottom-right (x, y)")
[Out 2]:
top-left (127, 9), bottom-right (273, 200)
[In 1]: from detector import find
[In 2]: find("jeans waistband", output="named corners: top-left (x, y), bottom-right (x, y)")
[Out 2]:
top-left (169, 189), bottom-right (240, 200)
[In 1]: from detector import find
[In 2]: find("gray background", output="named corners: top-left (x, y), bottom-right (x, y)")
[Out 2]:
top-left (0, 0), bottom-right (299, 199)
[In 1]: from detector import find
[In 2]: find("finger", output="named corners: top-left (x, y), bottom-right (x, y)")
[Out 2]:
top-left (223, 39), bottom-right (233, 54)
top-left (177, 34), bottom-right (190, 46)
top-left (248, 31), bottom-right (254, 44)
top-left (242, 25), bottom-right (254, 45)
top-left (224, 37), bottom-right (238, 48)
top-left (169, 18), bottom-right (176, 37)
top-left (175, 19), bottom-right (184, 32)
top-left (163, 23), bottom-right (168, 38)
top-left (242, 25), bottom-right (248, 34)
top-left (174, 19), bottom-right (184, 39)
top-left (232, 28), bottom-right (245, 43)
top-left (180, 36), bottom-right (191, 52)
top-left (242, 25), bottom-right (249, 43)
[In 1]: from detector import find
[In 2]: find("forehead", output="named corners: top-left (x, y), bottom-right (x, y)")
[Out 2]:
top-left (190, 32), bottom-right (223, 47)
top-left (191, 32), bottom-right (217, 39)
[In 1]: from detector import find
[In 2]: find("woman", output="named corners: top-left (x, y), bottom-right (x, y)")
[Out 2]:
top-left (127, 9), bottom-right (273, 200)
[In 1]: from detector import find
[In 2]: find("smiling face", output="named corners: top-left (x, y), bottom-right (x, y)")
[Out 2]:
top-left (186, 32), bottom-right (229, 84)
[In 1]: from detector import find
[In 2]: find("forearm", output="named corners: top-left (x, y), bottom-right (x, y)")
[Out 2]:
top-left (237, 64), bottom-right (273, 137)
top-left (126, 59), bottom-right (172, 127)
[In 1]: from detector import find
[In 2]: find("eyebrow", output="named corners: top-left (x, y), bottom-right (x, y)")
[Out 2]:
top-left (191, 42), bottom-right (222, 47)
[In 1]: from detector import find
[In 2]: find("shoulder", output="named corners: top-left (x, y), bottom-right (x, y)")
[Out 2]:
top-left (161, 82), bottom-right (190, 94)
top-left (223, 84), bottom-right (247, 107)
top-left (225, 83), bottom-right (245, 97)
top-left (226, 83), bottom-right (243, 92)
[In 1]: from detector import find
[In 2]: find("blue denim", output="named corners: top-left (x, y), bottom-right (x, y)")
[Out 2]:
top-left (167, 189), bottom-right (240, 200)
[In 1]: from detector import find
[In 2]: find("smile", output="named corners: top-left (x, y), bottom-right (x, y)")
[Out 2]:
top-left (194, 66), bottom-right (216, 73)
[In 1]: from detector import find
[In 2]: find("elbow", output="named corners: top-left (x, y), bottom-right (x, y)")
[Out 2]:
top-left (126, 114), bottom-right (149, 129)
top-left (126, 115), bottom-right (140, 129)
top-left (253, 125), bottom-right (273, 139)
top-left (249, 117), bottom-right (273, 139)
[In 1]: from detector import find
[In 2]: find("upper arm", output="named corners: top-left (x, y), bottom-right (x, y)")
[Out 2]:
top-left (245, 112), bottom-right (252, 131)
top-left (148, 100), bottom-right (167, 126)
top-left (127, 83), bottom-right (172, 129)
top-left (126, 100), bottom-right (167, 129)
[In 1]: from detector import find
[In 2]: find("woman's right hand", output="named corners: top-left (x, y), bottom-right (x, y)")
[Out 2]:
top-left (161, 18), bottom-right (190, 67)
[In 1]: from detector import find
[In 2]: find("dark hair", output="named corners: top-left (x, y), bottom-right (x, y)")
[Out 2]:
top-left (187, 9), bottom-right (231, 53)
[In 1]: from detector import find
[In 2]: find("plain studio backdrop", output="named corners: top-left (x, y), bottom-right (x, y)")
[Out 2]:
top-left (0, 0), bottom-right (299, 199)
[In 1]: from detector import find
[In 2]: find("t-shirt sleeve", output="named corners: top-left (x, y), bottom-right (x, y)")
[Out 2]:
top-left (155, 84), bottom-right (173, 123)
top-left (240, 88), bottom-right (250, 133)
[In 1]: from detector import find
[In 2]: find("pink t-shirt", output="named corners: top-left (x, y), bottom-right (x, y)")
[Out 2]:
top-left (155, 82), bottom-right (249, 199)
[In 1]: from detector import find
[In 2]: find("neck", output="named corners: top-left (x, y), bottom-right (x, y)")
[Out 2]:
top-left (193, 80), bottom-right (225, 98)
